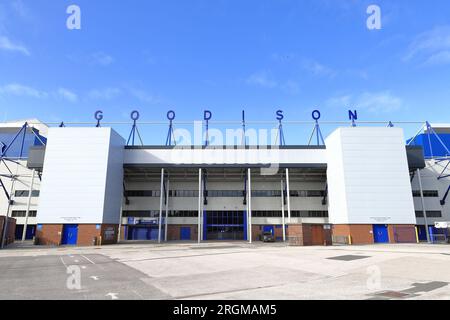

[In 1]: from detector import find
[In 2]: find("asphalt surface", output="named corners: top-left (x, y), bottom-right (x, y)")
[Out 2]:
top-left (0, 242), bottom-right (449, 300)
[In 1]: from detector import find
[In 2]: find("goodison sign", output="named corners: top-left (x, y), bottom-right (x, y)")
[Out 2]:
top-left (93, 109), bottom-right (359, 123)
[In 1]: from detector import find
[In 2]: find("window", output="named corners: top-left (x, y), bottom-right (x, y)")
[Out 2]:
top-left (412, 190), bottom-right (439, 197)
top-left (289, 190), bottom-right (325, 197)
top-left (170, 190), bottom-right (199, 197)
top-left (207, 190), bottom-right (244, 197)
top-left (122, 210), bottom-right (160, 217)
top-left (11, 210), bottom-right (37, 217)
top-left (415, 211), bottom-right (442, 218)
top-left (291, 211), bottom-right (328, 218)
top-left (252, 211), bottom-right (282, 217)
top-left (251, 190), bottom-right (282, 197)
top-left (125, 190), bottom-right (160, 197)
top-left (169, 211), bottom-right (198, 217)
top-left (14, 190), bottom-right (40, 197)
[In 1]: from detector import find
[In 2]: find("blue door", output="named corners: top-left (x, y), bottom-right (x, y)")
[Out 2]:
top-left (26, 225), bottom-right (36, 240)
top-left (417, 225), bottom-right (428, 241)
top-left (15, 225), bottom-right (24, 240)
top-left (263, 225), bottom-right (274, 235)
top-left (373, 225), bottom-right (389, 243)
top-left (61, 224), bottom-right (78, 245)
top-left (180, 227), bottom-right (191, 240)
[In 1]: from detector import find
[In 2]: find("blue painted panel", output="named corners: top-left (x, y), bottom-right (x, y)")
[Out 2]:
top-left (14, 225), bottom-right (23, 240)
top-left (373, 225), bottom-right (389, 243)
top-left (15, 225), bottom-right (36, 240)
top-left (128, 227), bottom-right (159, 240)
top-left (203, 210), bottom-right (207, 241)
top-left (407, 133), bottom-right (450, 158)
top-left (180, 227), bottom-right (191, 240)
top-left (62, 225), bottom-right (78, 245)
top-left (243, 210), bottom-right (247, 241)
top-left (263, 225), bottom-right (274, 235)
top-left (417, 225), bottom-right (427, 241)
top-left (0, 131), bottom-right (46, 158)
top-left (26, 225), bottom-right (36, 240)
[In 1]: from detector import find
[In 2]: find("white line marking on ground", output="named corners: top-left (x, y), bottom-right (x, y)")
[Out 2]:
top-left (90, 276), bottom-right (99, 281)
top-left (59, 257), bottom-right (67, 268)
top-left (106, 293), bottom-right (119, 300)
top-left (81, 255), bottom-right (95, 265)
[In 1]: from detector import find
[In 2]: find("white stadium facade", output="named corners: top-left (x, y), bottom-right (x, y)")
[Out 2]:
top-left (0, 111), bottom-right (449, 247)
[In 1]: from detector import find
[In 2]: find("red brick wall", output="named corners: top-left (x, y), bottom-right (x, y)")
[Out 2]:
top-left (0, 217), bottom-right (16, 246)
top-left (77, 225), bottom-right (101, 246)
top-left (286, 224), bottom-right (332, 246)
top-left (252, 225), bottom-right (288, 242)
top-left (287, 224), bottom-right (305, 246)
top-left (36, 224), bottom-right (63, 246)
top-left (36, 224), bottom-right (118, 246)
top-left (333, 224), bottom-right (374, 245)
top-left (388, 225), bottom-right (417, 243)
top-left (167, 224), bottom-right (198, 241)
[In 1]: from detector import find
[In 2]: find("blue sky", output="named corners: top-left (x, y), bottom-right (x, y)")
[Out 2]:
top-left (0, 0), bottom-right (450, 144)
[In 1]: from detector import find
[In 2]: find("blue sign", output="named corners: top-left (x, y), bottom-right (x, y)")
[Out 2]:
top-left (137, 219), bottom-right (158, 225)
top-left (204, 110), bottom-right (212, 121)
top-left (96, 224), bottom-right (101, 230)
top-left (37, 224), bottom-right (43, 231)
top-left (312, 110), bottom-right (321, 121)
top-left (130, 110), bottom-right (140, 121)
top-left (348, 110), bottom-right (358, 121)
top-left (94, 110), bottom-right (103, 121)
top-left (167, 110), bottom-right (176, 121)
top-left (276, 110), bottom-right (284, 121)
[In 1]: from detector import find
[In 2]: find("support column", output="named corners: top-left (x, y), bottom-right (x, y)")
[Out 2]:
top-left (285, 168), bottom-right (291, 223)
top-left (22, 169), bottom-right (35, 242)
top-left (417, 169), bottom-right (431, 243)
top-left (247, 168), bottom-right (252, 244)
top-left (158, 168), bottom-right (164, 243)
top-left (164, 177), bottom-right (170, 242)
top-left (280, 180), bottom-right (286, 242)
top-left (198, 168), bottom-right (202, 244)
top-left (1, 165), bottom-right (18, 249)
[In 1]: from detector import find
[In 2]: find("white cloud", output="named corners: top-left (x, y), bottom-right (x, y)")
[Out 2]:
top-left (280, 80), bottom-right (300, 94)
top-left (92, 52), bottom-right (114, 66)
top-left (246, 71), bottom-right (277, 88)
top-left (405, 26), bottom-right (450, 66)
top-left (0, 83), bottom-right (46, 98)
top-left (0, 36), bottom-right (30, 56)
top-left (326, 94), bottom-right (352, 108)
top-left (326, 91), bottom-right (402, 113)
top-left (88, 87), bottom-right (122, 100)
top-left (425, 50), bottom-right (450, 66)
top-left (245, 71), bottom-right (300, 94)
top-left (11, 0), bottom-right (30, 19)
top-left (129, 88), bottom-right (160, 104)
top-left (57, 88), bottom-right (78, 103)
top-left (301, 59), bottom-right (336, 78)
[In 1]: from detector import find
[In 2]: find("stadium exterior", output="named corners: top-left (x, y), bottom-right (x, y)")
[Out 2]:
top-left (0, 114), bottom-right (449, 247)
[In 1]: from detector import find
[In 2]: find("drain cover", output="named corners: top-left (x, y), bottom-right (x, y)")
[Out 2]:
top-left (327, 255), bottom-right (370, 261)
top-left (374, 291), bottom-right (411, 298)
